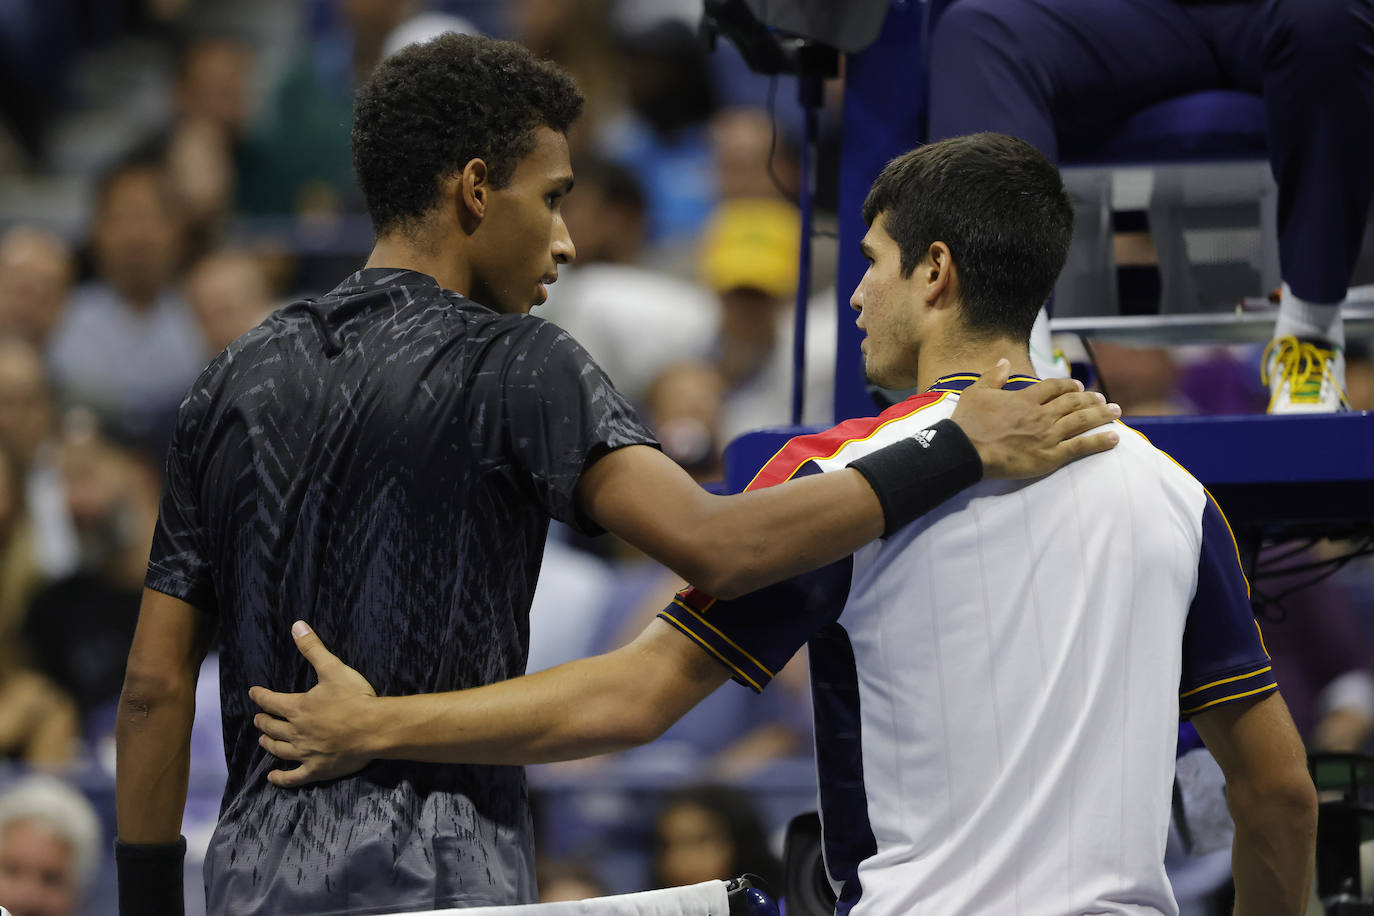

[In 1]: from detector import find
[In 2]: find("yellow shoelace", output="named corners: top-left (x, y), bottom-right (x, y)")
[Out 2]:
top-left (1261, 335), bottom-right (1346, 405)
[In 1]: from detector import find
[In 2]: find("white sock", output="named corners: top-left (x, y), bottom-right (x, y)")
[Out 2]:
top-left (1274, 283), bottom-right (1345, 349)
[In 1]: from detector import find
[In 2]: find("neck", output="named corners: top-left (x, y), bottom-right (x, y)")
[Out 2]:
top-left (364, 235), bottom-right (472, 298)
top-left (915, 339), bottom-right (1036, 391)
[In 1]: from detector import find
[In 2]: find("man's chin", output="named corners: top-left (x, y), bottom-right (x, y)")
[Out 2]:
top-left (864, 366), bottom-right (921, 400)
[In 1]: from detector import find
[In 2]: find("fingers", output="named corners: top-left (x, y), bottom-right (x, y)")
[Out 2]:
top-left (969, 358), bottom-right (1013, 389)
top-left (1057, 429), bottom-right (1121, 462)
top-left (291, 621), bottom-right (341, 677)
top-left (259, 732), bottom-right (300, 761)
top-left (248, 686), bottom-right (296, 718)
top-left (254, 712), bottom-right (294, 742)
top-left (1052, 401), bottom-right (1121, 439)
top-left (1025, 376), bottom-right (1085, 404)
top-left (268, 766), bottom-right (311, 789)
top-left (1040, 389), bottom-right (1110, 421)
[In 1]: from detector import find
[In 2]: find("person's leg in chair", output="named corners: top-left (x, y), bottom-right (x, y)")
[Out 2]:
top-left (1214, 0), bottom-right (1374, 412)
top-left (926, 0), bottom-right (1223, 378)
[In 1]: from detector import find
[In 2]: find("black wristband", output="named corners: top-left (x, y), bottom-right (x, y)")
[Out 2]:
top-left (116, 836), bottom-right (187, 916)
top-left (847, 419), bottom-right (983, 537)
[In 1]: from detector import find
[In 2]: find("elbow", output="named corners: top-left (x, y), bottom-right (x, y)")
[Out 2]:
top-left (119, 662), bottom-right (192, 719)
top-left (677, 543), bottom-right (755, 600)
top-left (1229, 766), bottom-right (1319, 842)
top-left (691, 569), bottom-right (751, 601)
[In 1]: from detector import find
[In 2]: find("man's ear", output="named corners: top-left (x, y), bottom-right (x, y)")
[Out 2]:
top-left (925, 241), bottom-right (958, 308)
top-left (458, 158), bottom-right (490, 225)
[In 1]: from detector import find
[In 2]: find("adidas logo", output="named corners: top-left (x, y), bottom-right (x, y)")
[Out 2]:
top-left (911, 427), bottom-right (938, 448)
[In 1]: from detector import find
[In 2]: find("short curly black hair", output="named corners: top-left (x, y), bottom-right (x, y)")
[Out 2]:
top-left (352, 34), bottom-right (584, 235)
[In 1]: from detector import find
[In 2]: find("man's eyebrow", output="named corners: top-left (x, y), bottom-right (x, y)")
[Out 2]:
top-left (553, 176), bottom-right (574, 194)
top-left (858, 240), bottom-right (875, 258)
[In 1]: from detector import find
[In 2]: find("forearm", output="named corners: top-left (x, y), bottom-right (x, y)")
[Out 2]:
top-left (115, 677), bottom-right (197, 843)
top-left (680, 469), bottom-right (884, 597)
top-left (1227, 783), bottom-right (1317, 915)
top-left (366, 653), bottom-right (666, 765)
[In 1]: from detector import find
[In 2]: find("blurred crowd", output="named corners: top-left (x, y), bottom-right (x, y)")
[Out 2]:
top-left (0, 1), bottom-right (1372, 914)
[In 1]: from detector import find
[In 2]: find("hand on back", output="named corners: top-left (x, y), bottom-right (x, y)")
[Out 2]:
top-left (952, 359), bottom-right (1120, 479)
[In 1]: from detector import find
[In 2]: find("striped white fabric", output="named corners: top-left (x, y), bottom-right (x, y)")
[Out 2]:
top-left (808, 390), bottom-right (1202, 915)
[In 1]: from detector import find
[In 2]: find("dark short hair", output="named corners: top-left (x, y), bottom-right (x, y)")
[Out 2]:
top-left (862, 133), bottom-right (1074, 341)
top-left (352, 34), bottom-right (584, 235)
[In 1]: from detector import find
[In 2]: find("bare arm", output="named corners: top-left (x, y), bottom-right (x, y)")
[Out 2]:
top-left (1191, 691), bottom-right (1317, 915)
top-left (252, 619), bottom-right (731, 787)
top-left (115, 589), bottom-right (212, 843)
top-left (580, 363), bottom-right (1119, 598)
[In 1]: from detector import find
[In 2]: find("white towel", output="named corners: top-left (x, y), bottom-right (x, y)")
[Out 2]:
top-left (380, 880), bottom-right (732, 916)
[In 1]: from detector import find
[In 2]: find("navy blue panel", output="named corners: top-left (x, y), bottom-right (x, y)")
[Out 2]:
top-left (660, 555), bottom-right (851, 693)
top-left (1128, 413), bottom-right (1374, 534)
top-left (809, 623), bottom-right (878, 914)
top-left (1179, 494), bottom-right (1277, 717)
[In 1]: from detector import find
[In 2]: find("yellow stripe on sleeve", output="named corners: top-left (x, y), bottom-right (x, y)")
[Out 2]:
top-left (1179, 665), bottom-right (1273, 699)
top-left (659, 612), bottom-right (764, 692)
top-left (1181, 682), bottom-right (1277, 716)
top-left (671, 598), bottom-right (777, 679)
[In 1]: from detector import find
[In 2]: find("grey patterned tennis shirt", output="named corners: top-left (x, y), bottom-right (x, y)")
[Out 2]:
top-left (146, 268), bottom-right (657, 915)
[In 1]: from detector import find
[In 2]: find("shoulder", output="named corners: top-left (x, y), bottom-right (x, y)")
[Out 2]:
top-left (1112, 420), bottom-right (1207, 492)
top-left (746, 392), bottom-right (955, 489)
top-left (475, 310), bottom-right (601, 369)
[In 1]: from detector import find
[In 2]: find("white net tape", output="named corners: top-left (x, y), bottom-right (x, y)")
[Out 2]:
top-left (375, 879), bottom-right (731, 916)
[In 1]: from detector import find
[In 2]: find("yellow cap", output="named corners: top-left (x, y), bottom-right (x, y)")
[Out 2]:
top-left (699, 197), bottom-right (801, 298)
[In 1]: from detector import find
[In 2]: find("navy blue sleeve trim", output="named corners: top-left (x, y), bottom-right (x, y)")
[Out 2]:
top-left (1179, 493), bottom-right (1273, 717)
top-left (657, 557), bottom-right (853, 692)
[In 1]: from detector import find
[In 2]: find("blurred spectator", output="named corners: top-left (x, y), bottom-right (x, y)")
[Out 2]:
top-left (0, 774), bottom-right (101, 916)
top-left (238, 0), bottom-right (413, 217)
top-left (0, 442), bottom-right (79, 768)
top-left (698, 198), bottom-right (835, 440)
top-left (0, 338), bottom-right (80, 578)
top-left (562, 157), bottom-right (647, 266)
top-left (46, 159), bottom-right (207, 447)
top-left (650, 785), bottom-right (782, 893)
top-left (184, 249), bottom-right (275, 355)
top-left (163, 117), bottom-right (237, 260)
top-left (0, 441), bottom-right (46, 653)
top-left (22, 415), bottom-right (161, 737)
top-left (129, 35), bottom-right (255, 259)
top-left (536, 859), bottom-right (610, 902)
top-left (711, 108), bottom-right (798, 202)
top-left (167, 34), bottom-right (253, 140)
top-left (514, 0), bottom-right (620, 151)
top-left (0, 228), bottom-right (75, 352)
top-left (644, 362), bottom-right (727, 483)
top-left (1089, 342), bottom-right (1192, 416)
top-left (596, 19), bottom-right (718, 246)
top-left (1256, 554), bottom-right (1374, 752)
top-left (538, 159), bottom-right (719, 405)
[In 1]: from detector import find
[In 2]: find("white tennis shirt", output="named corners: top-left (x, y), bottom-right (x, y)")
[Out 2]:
top-left (661, 374), bottom-right (1274, 916)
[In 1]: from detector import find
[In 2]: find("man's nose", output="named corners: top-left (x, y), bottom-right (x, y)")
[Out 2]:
top-left (553, 217), bottom-right (576, 265)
